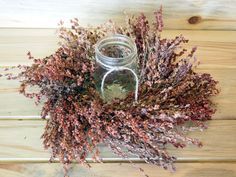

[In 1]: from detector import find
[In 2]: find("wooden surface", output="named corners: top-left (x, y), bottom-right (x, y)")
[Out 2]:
top-left (0, 163), bottom-right (236, 177)
top-left (0, 0), bottom-right (236, 30)
top-left (0, 29), bottom-right (236, 119)
top-left (0, 29), bottom-right (236, 176)
top-left (0, 120), bottom-right (236, 161)
top-left (0, 3), bottom-right (236, 175)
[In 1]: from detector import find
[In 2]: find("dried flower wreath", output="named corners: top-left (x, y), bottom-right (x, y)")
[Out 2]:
top-left (5, 7), bottom-right (219, 177)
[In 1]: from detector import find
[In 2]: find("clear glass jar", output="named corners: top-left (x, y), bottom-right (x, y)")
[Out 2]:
top-left (94, 34), bottom-right (139, 102)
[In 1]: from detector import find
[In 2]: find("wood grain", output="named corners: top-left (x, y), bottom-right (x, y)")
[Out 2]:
top-left (0, 29), bottom-right (236, 67)
top-left (0, 163), bottom-right (236, 177)
top-left (0, 29), bottom-right (236, 119)
top-left (0, 0), bottom-right (236, 30)
top-left (0, 120), bottom-right (235, 161)
top-left (0, 2), bottom-right (235, 176)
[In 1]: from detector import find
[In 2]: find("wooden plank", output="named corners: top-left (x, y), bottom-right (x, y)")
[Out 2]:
top-left (0, 29), bottom-right (57, 66)
top-left (0, 120), bottom-right (235, 161)
top-left (0, 29), bottom-right (235, 119)
top-left (0, 163), bottom-right (236, 177)
top-left (0, 0), bottom-right (236, 30)
top-left (0, 67), bottom-right (235, 119)
top-left (0, 29), bottom-right (236, 67)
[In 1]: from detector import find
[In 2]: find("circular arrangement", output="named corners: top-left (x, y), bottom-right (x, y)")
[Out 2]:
top-left (13, 8), bottom-right (218, 176)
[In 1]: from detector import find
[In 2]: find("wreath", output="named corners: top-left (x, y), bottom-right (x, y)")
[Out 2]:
top-left (7, 8), bottom-right (219, 177)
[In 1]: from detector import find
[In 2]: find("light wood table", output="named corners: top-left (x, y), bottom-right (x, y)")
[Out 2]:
top-left (0, 1), bottom-right (236, 177)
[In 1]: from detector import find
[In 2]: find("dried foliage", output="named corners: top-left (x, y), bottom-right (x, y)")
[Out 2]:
top-left (6, 8), bottom-right (219, 177)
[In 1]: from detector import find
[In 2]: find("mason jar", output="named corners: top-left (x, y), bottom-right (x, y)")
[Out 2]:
top-left (94, 34), bottom-right (139, 102)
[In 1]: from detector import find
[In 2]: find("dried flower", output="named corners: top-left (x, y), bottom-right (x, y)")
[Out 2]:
top-left (7, 8), bottom-right (218, 177)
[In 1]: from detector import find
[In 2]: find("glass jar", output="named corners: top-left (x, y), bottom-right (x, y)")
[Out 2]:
top-left (94, 34), bottom-right (139, 102)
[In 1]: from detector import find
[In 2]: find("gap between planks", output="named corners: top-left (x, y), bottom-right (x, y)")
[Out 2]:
top-left (0, 158), bottom-right (236, 164)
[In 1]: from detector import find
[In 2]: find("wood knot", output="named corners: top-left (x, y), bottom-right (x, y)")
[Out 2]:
top-left (188, 16), bottom-right (202, 24)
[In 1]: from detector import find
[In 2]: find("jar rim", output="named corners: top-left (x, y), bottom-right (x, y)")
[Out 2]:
top-left (95, 34), bottom-right (137, 68)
